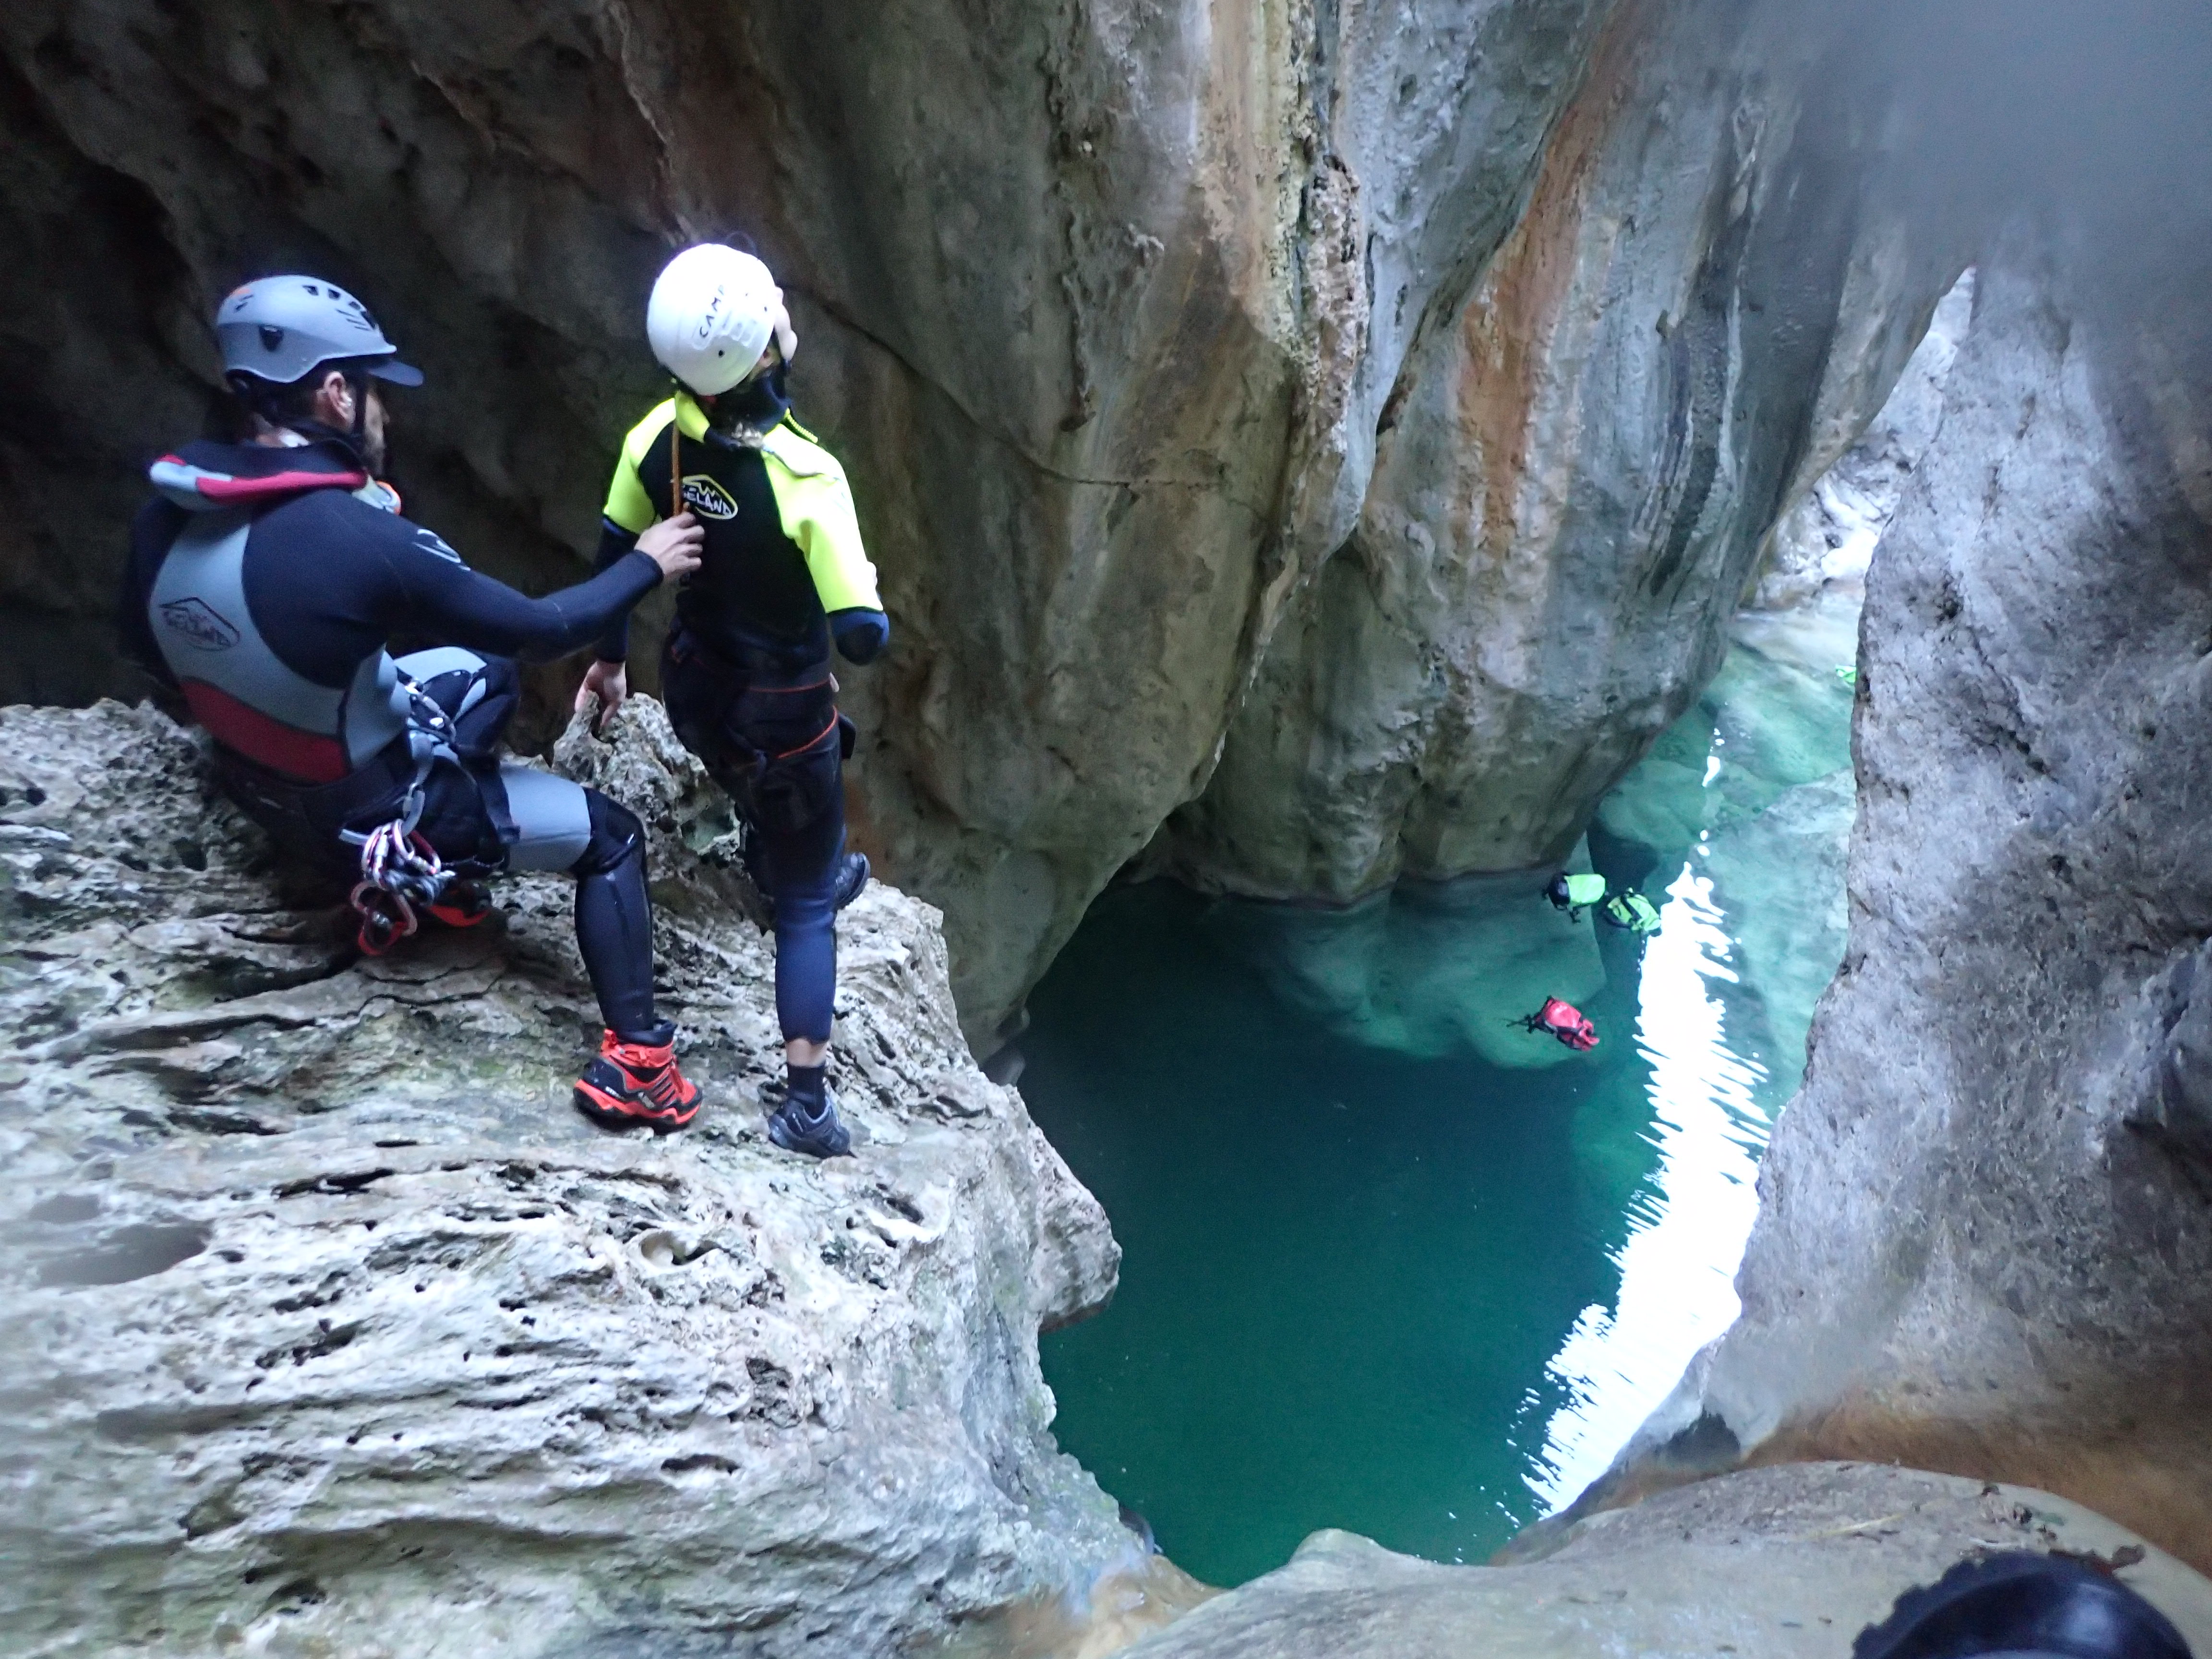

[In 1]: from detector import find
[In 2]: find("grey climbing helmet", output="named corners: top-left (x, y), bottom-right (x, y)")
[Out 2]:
top-left (216, 275), bottom-right (424, 389)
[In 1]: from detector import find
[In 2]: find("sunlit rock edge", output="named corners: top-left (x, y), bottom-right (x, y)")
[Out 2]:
top-left (1114, 1464), bottom-right (2212, 1659)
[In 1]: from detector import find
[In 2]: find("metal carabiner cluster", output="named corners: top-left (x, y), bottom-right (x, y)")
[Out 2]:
top-left (349, 820), bottom-right (451, 955)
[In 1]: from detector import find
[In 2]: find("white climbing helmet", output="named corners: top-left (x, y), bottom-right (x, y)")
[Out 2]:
top-left (646, 244), bottom-right (789, 397)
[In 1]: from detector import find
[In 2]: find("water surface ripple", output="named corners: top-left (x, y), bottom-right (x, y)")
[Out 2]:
top-left (1020, 592), bottom-right (1860, 1585)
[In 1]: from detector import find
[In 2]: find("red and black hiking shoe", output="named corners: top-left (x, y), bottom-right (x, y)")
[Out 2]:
top-left (425, 880), bottom-right (493, 929)
top-left (573, 1029), bottom-right (702, 1132)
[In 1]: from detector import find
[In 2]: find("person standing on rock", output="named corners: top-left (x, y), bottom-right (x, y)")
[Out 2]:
top-left (575, 244), bottom-right (889, 1160)
top-left (120, 274), bottom-right (713, 1132)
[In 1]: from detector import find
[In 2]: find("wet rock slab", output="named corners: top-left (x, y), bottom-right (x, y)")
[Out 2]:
top-left (1116, 1463), bottom-right (2212, 1659)
top-left (0, 698), bottom-right (1133, 1658)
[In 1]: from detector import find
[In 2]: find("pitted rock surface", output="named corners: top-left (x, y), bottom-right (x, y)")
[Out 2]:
top-left (0, 696), bottom-right (1130, 1658)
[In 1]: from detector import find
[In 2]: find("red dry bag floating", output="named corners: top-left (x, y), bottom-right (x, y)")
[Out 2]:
top-left (1533, 996), bottom-right (1599, 1051)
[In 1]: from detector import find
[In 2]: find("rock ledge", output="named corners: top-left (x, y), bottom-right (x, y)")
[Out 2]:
top-left (1118, 1463), bottom-right (2212, 1659)
top-left (0, 697), bottom-right (1130, 1659)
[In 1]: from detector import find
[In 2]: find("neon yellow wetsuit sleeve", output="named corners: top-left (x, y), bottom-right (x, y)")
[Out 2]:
top-left (762, 424), bottom-right (882, 615)
top-left (601, 398), bottom-right (686, 536)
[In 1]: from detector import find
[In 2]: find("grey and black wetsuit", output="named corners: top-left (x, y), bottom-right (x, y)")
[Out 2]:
top-left (593, 393), bottom-right (886, 1046)
top-left (122, 436), bottom-right (670, 1040)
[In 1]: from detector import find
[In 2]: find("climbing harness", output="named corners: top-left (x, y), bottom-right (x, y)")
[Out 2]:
top-left (662, 629), bottom-right (850, 837)
top-left (338, 673), bottom-right (465, 954)
top-left (1514, 996), bottom-right (1599, 1052)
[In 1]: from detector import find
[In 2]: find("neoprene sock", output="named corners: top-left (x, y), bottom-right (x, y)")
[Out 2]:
top-left (616, 1018), bottom-right (677, 1051)
top-left (785, 1062), bottom-right (829, 1115)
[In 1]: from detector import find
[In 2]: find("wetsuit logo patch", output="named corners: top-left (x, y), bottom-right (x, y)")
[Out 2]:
top-left (158, 597), bottom-right (241, 652)
top-left (412, 528), bottom-right (463, 564)
top-left (679, 475), bottom-right (739, 521)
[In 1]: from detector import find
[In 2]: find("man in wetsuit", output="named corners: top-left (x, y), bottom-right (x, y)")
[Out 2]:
top-left (575, 244), bottom-right (888, 1159)
top-left (121, 274), bottom-right (710, 1130)
top-left (1546, 871), bottom-right (1609, 922)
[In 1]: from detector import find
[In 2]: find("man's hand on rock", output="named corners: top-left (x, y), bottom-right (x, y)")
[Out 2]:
top-left (576, 659), bottom-right (628, 734)
top-left (638, 511), bottom-right (704, 581)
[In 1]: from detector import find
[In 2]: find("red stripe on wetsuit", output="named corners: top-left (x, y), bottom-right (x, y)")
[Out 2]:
top-left (180, 681), bottom-right (350, 782)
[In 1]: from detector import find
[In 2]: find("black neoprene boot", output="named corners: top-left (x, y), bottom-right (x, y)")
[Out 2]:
top-left (765, 1062), bottom-right (851, 1158)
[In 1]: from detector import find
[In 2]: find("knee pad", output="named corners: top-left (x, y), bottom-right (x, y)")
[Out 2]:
top-left (573, 790), bottom-right (645, 878)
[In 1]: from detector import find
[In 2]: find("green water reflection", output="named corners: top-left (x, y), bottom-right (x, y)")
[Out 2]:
top-left (1022, 591), bottom-right (1862, 1587)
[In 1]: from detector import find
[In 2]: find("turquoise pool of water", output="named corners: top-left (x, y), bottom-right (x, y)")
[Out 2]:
top-left (1019, 592), bottom-right (1863, 1587)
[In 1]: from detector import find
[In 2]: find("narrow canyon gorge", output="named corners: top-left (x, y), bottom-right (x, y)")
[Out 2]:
top-left (2, 0), bottom-right (2208, 1654)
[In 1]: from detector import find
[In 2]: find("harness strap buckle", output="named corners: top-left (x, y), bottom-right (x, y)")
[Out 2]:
top-left (340, 673), bottom-right (465, 950)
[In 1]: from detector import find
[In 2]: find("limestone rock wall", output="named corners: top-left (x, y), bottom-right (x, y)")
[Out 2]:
top-left (1750, 268), bottom-right (1976, 612)
top-left (0, 0), bottom-right (1632, 1041)
top-left (1160, 0), bottom-right (1967, 901)
top-left (1617, 251), bottom-right (2212, 1572)
top-left (0, 697), bottom-right (1136, 1657)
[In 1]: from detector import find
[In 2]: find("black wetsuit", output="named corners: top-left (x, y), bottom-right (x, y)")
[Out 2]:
top-left (125, 442), bottom-right (659, 688)
top-left (124, 437), bottom-right (670, 1040)
top-left (594, 397), bottom-right (885, 1045)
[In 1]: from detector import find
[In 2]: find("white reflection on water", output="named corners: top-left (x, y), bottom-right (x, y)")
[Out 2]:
top-left (1523, 862), bottom-right (1774, 1512)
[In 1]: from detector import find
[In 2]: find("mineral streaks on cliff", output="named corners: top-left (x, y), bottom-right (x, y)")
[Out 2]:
top-left (1647, 256), bottom-right (2212, 1570)
top-left (0, 0), bottom-right (1627, 1041)
top-left (0, 699), bottom-right (1133, 1657)
top-left (1165, 0), bottom-right (1968, 901)
top-left (801, 0), bottom-right (1624, 1038)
